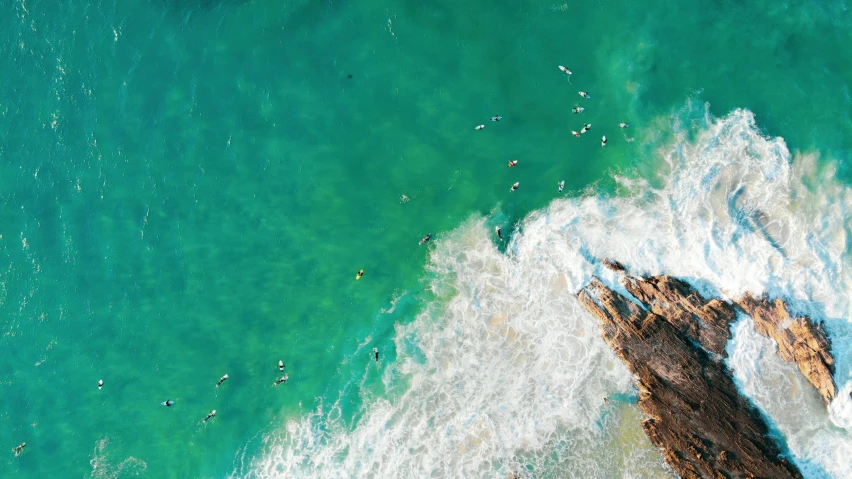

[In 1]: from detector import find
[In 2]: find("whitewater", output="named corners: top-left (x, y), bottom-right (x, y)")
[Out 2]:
top-left (234, 107), bottom-right (852, 478)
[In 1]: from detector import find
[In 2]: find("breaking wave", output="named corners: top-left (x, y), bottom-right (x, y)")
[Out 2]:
top-left (235, 106), bottom-right (852, 478)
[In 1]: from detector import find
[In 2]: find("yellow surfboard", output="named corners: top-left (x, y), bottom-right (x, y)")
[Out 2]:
top-left (356, 269), bottom-right (364, 280)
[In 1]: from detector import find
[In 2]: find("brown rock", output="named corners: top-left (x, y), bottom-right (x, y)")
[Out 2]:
top-left (736, 294), bottom-right (836, 404)
top-left (579, 278), bottom-right (803, 479)
top-left (622, 276), bottom-right (736, 357)
top-left (602, 258), bottom-right (627, 273)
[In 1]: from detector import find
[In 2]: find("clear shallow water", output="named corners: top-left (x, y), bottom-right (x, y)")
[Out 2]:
top-left (1, 0), bottom-right (851, 478)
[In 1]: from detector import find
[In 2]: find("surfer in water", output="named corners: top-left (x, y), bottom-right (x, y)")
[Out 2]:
top-left (579, 91), bottom-right (590, 99)
top-left (356, 269), bottom-right (364, 280)
top-left (495, 226), bottom-right (503, 240)
top-left (12, 443), bottom-right (25, 456)
top-left (558, 180), bottom-right (565, 193)
top-left (475, 124), bottom-right (485, 131)
top-left (510, 182), bottom-right (519, 192)
top-left (490, 115), bottom-right (502, 122)
top-left (507, 160), bottom-right (518, 168)
top-left (204, 410), bottom-right (216, 423)
top-left (278, 360), bottom-right (285, 371)
top-left (619, 122), bottom-right (629, 128)
top-left (572, 131), bottom-right (581, 137)
top-left (373, 347), bottom-right (379, 362)
top-left (161, 399), bottom-right (175, 407)
top-left (572, 107), bottom-right (584, 114)
top-left (558, 65), bottom-right (572, 75)
top-left (98, 379), bottom-right (103, 390)
top-left (419, 233), bottom-right (432, 245)
top-left (273, 375), bottom-right (289, 386)
top-left (581, 123), bottom-right (591, 134)
top-left (216, 374), bottom-right (228, 388)
top-left (601, 135), bottom-right (607, 147)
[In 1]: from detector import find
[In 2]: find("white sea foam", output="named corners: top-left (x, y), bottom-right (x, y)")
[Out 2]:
top-left (89, 437), bottom-right (147, 479)
top-left (237, 106), bottom-right (852, 478)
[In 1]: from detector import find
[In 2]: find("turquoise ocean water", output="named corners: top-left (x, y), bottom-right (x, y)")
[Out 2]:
top-left (2, 0), bottom-right (852, 477)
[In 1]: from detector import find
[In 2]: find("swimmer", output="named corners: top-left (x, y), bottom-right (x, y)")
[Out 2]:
top-left (373, 347), bottom-right (379, 362)
top-left (603, 397), bottom-right (609, 404)
top-left (558, 180), bottom-right (565, 193)
top-left (572, 107), bottom-right (584, 114)
top-left (490, 115), bottom-right (502, 122)
top-left (356, 269), bottom-right (364, 280)
top-left (273, 375), bottom-right (289, 386)
top-left (507, 160), bottom-right (518, 168)
top-left (475, 124), bottom-right (485, 131)
top-left (558, 65), bottom-right (572, 75)
top-left (619, 122), bottom-right (629, 128)
top-left (601, 135), bottom-right (607, 147)
top-left (204, 410), bottom-right (216, 423)
top-left (581, 123), bottom-right (591, 133)
top-left (12, 443), bottom-right (25, 456)
top-left (216, 374), bottom-right (229, 388)
top-left (578, 91), bottom-right (590, 99)
top-left (571, 131), bottom-right (581, 138)
top-left (278, 360), bottom-right (285, 371)
top-left (510, 182), bottom-right (519, 192)
top-left (98, 379), bottom-right (103, 390)
top-left (419, 233), bottom-right (433, 245)
top-left (495, 226), bottom-right (503, 240)
top-left (161, 399), bottom-right (175, 407)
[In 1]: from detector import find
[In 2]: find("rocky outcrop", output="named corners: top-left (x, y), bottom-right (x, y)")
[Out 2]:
top-left (622, 276), bottom-right (736, 357)
top-left (579, 277), bottom-right (803, 479)
top-left (735, 294), bottom-right (836, 404)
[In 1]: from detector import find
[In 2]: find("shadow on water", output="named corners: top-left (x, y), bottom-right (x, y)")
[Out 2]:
top-left (750, 403), bottom-right (834, 479)
top-left (727, 185), bottom-right (788, 258)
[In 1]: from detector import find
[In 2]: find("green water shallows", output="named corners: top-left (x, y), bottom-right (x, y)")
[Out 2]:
top-left (0, 0), bottom-right (850, 477)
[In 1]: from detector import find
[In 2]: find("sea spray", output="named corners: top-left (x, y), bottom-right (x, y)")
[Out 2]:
top-left (239, 108), bottom-right (852, 478)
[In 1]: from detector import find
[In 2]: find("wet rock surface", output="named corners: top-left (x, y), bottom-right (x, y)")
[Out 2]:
top-left (578, 274), bottom-right (804, 479)
top-left (735, 294), bottom-right (836, 404)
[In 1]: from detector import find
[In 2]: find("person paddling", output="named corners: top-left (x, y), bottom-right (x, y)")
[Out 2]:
top-left (216, 374), bottom-right (229, 388)
top-left (12, 443), bottom-right (25, 456)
